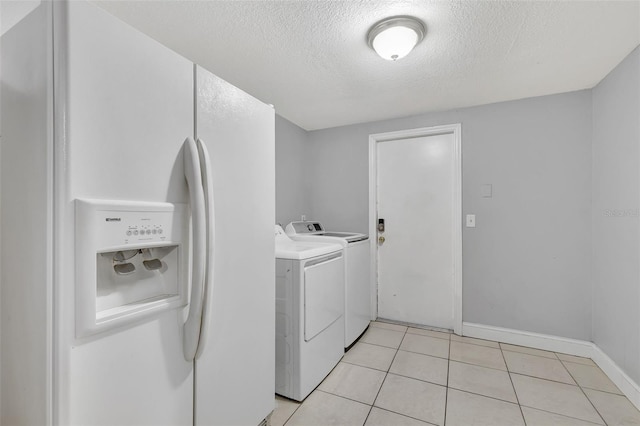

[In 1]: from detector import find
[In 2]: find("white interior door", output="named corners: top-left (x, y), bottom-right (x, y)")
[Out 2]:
top-left (376, 133), bottom-right (457, 329)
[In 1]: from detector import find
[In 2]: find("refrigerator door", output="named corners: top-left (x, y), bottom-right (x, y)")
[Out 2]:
top-left (194, 65), bottom-right (276, 426)
top-left (58, 2), bottom-right (194, 424)
top-left (0, 4), bottom-right (53, 425)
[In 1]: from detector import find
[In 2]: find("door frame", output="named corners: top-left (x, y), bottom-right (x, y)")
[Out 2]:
top-left (368, 124), bottom-right (462, 335)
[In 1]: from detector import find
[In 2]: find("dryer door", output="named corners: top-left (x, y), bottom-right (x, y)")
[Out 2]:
top-left (303, 252), bottom-right (344, 342)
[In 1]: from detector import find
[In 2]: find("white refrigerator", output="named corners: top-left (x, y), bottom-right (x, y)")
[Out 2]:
top-left (0, 1), bottom-right (275, 425)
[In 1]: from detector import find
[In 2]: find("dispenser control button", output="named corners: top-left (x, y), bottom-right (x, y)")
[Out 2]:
top-left (146, 230), bottom-right (151, 235)
top-left (152, 229), bottom-right (157, 234)
top-left (126, 230), bottom-right (132, 236)
top-left (134, 230), bottom-right (139, 235)
top-left (158, 229), bottom-right (163, 234)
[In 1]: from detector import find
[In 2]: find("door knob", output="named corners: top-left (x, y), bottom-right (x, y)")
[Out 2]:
top-left (378, 236), bottom-right (386, 244)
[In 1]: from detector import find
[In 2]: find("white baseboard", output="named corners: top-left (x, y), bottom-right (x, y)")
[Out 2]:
top-left (462, 322), bottom-right (593, 357)
top-left (462, 322), bottom-right (640, 411)
top-left (591, 345), bottom-right (640, 409)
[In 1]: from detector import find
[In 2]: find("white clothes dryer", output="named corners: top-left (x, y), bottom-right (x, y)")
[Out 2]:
top-left (274, 225), bottom-right (345, 401)
top-left (285, 221), bottom-right (370, 348)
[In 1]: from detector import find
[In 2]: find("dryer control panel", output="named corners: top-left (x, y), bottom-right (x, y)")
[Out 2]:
top-left (286, 221), bottom-right (324, 235)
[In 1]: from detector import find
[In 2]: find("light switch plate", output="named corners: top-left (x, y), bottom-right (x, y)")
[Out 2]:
top-left (481, 184), bottom-right (493, 198)
top-left (466, 214), bottom-right (476, 227)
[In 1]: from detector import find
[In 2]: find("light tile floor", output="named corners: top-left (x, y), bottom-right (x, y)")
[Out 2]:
top-left (270, 321), bottom-right (640, 426)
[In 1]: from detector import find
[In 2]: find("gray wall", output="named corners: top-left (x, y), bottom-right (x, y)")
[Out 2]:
top-left (275, 115), bottom-right (312, 227)
top-left (305, 91), bottom-right (594, 341)
top-left (273, 45), bottom-right (640, 381)
top-left (592, 46), bottom-right (640, 384)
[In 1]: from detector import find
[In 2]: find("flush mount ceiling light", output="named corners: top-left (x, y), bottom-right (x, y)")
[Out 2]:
top-left (367, 16), bottom-right (426, 61)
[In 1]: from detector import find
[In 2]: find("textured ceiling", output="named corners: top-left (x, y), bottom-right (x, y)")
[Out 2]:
top-left (7, 1), bottom-right (640, 130)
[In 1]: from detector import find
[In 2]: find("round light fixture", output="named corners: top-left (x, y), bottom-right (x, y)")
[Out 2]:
top-left (367, 16), bottom-right (425, 61)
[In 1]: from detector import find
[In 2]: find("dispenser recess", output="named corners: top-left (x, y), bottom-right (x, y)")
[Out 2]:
top-left (75, 199), bottom-right (188, 338)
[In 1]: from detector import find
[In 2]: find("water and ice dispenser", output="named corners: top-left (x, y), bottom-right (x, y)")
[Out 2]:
top-left (75, 199), bottom-right (188, 337)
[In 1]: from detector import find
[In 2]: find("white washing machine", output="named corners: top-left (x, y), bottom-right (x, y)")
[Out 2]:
top-left (285, 221), bottom-right (370, 348)
top-left (274, 225), bottom-right (345, 401)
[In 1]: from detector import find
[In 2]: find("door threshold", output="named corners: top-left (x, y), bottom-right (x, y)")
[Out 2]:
top-left (375, 317), bottom-right (454, 335)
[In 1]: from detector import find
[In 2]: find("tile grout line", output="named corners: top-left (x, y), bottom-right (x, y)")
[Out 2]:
top-left (501, 346), bottom-right (528, 425)
top-left (364, 324), bottom-right (408, 352)
top-left (386, 370), bottom-right (447, 389)
top-left (559, 359), bottom-right (599, 367)
top-left (395, 348), bottom-right (450, 361)
top-left (580, 386), bottom-right (626, 397)
top-left (557, 358), bottom-right (625, 396)
top-left (499, 345), bottom-right (601, 388)
top-left (341, 359), bottom-right (390, 373)
top-left (338, 358), bottom-right (397, 375)
top-left (448, 357), bottom-right (509, 373)
top-left (370, 407), bottom-right (440, 426)
top-left (558, 360), bottom-right (625, 396)
top-left (371, 322), bottom-right (451, 341)
top-left (360, 396), bottom-right (374, 423)
top-left (501, 347), bottom-right (560, 362)
top-left (451, 336), bottom-right (501, 349)
top-left (313, 389), bottom-right (373, 411)
top-left (408, 330), bottom-right (452, 342)
top-left (508, 371), bottom-right (583, 387)
top-left (500, 348), bottom-right (559, 360)
top-left (447, 385), bottom-right (522, 406)
top-left (560, 356), bottom-right (609, 425)
top-left (518, 404), bottom-right (608, 426)
top-left (443, 332), bottom-right (452, 426)
top-left (362, 326), bottom-right (408, 425)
